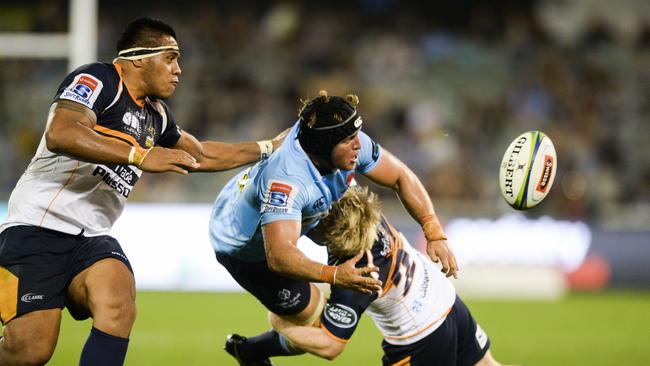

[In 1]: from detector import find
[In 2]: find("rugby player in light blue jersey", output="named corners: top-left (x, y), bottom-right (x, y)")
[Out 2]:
top-left (211, 91), bottom-right (458, 366)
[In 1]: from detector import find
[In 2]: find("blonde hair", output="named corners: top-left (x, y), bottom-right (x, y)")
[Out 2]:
top-left (320, 186), bottom-right (381, 257)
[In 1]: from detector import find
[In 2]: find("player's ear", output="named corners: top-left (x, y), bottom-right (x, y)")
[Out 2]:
top-left (131, 58), bottom-right (144, 68)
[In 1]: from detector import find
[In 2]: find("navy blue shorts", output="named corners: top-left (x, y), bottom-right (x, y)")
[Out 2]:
top-left (381, 296), bottom-right (490, 366)
top-left (215, 252), bottom-right (311, 315)
top-left (0, 225), bottom-right (133, 324)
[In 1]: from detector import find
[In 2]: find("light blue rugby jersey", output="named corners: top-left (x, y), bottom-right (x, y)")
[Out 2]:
top-left (209, 121), bottom-right (382, 262)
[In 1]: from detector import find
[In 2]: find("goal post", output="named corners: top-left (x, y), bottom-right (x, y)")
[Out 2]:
top-left (0, 0), bottom-right (97, 71)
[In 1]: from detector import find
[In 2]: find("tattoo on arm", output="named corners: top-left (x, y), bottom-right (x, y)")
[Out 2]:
top-left (53, 100), bottom-right (97, 125)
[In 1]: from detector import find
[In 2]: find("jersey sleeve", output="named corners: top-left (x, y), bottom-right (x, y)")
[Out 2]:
top-left (320, 288), bottom-right (376, 342)
top-left (54, 63), bottom-right (119, 116)
top-left (156, 101), bottom-right (183, 147)
top-left (259, 173), bottom-right (307, 224)
top-left (355, 131), bottom-right (382, 174)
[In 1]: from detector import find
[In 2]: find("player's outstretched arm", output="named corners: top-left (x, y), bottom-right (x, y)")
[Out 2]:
top-left (262, 221), bottom-right (382, 294)
top-left (269, 313), bottom-right (345, 361)
top-left (173, 128), bottom-right (289, 172)
top-left (45, 101), bottom-right (199, 174)
top-left (364, 147), bottom-right (459, 278)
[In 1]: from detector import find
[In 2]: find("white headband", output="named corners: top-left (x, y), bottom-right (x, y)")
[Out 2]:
top-left (114, 45), bottom-right (180, 62)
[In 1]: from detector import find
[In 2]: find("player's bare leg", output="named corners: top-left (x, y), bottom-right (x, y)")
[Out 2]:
top-left (68, 258), bottom-right (136, 365)
top-left (225, 284), bottom-right (325, 365)
top-left (0, 309), bottom-right (61, 365)
top-left (476, 350), bottom-right (503, 366)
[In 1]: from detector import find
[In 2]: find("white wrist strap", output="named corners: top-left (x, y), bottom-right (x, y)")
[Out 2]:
top-left (256, 140), bottom-right (273, 160)
top-left (128, 146), bottom-right (137, 164)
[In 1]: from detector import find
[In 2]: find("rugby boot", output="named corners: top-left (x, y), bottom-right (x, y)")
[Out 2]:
top-left (224, 334), bottom-right (274, 366)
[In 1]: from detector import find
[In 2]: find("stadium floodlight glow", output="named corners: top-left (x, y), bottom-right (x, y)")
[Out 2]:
top-left (446, 213), bottom-right (592, 272)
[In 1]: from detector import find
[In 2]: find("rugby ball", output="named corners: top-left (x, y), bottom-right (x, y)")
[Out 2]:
top-left (499, 131), bottom-right (557, 210)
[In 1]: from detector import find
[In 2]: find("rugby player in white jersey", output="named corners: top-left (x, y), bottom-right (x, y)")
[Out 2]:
top-left (248, 187), bottom-right (503, 366)
top-left (0, 17), bottom-right (284, 366)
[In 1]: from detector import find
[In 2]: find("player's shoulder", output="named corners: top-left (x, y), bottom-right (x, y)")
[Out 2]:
top-left (263, 146), bottom-right (311, 182)
top-left (56, 62), bottom-right (120, 111)
top-left (67, 62), bottom-right (119, 83)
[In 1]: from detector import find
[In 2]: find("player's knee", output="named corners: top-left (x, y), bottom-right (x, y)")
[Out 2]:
top-left (295, 284), bottom-right (325, 326)
top-left (321, 349), bottom-right (341, 361)
top-left (320, 342), bottom-right (345, 361)
top-left (92, 296), bottom-right (137, 333)
top-left (20, 346), bottom-right (55, 366)
top-left (2, 333), bottom-right (56, 366)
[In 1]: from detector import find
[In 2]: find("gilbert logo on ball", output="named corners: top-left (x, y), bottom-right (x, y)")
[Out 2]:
top-left (499, 131), bottom-right (557, 210)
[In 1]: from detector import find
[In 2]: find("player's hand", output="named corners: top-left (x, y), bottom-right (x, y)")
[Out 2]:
top-left (426, 239), bottom-right (458, 279)
top-left (333, 252), bottom-right (382, 295)
top-left (139, 147), bottom-right (200, 174)
top-left (271, 128), bottom-right (291, 150)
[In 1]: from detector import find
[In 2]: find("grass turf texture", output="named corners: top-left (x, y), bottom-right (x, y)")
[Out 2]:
top-left (36, 291), bottom-right (650, 365)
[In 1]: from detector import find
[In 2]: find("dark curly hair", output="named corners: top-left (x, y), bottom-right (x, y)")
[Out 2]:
top-left (116, 17), bottom-right (177, 53)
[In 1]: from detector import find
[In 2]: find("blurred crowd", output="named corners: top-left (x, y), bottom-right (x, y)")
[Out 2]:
top-left (1, 0), bottom-right (649, 228)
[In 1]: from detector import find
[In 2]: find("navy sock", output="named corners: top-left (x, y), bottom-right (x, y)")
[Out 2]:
top-left (79, 326), bottom-right (129, 366)
top-left (242, 330), bottom-right (304, 361)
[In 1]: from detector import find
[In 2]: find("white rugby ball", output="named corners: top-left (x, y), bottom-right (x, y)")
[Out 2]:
top-left (499, 131), bottom-right (557, 210)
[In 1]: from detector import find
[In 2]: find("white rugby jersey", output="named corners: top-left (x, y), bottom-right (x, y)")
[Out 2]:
top-left (320, 217), bottom-right (456, 346)
top-left (0, 62), bottom-right (182, 236)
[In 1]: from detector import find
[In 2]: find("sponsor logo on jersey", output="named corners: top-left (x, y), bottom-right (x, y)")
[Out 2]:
top-left (323, 303), bottom-right (358, 329)
top-left (476, 324), bottom-right (488, 349)
top-left (262, 181), bottom-right (297, 214)
top-left (371, 140), bottom-right (380, 161)
top-left (536, 155), bottom-right (554, 193)
top-left (237, 168), bottom-right (251, 192)
top-left (92, 165), bottom-right (140, 198)
top-left (73, 75), bottom-right (98, 99)
top-left (277, 290), bottom-right (302, 309)
top-left (419, 265), bottom-right (430, 298)
top-left (378, 227), bottom-right (391, 257)
top-left (411, 299), bottom-right (423, 313)
top-left (312, 196), bottom-right (326, 210)
top-left (21, 293), bottom-right (44, 303)
top-left (269, 182), bottom-right (292, 206)
top-left (278, 289), bottom-right (291, 301)
top-left (111, 251), bottom-right (129, 262)
top-left (60, 73), bottom-right (104, 109)
top-left (346, 173), bottom-right (355, 187)
top-left (122, 111), bottom-right (142, 130)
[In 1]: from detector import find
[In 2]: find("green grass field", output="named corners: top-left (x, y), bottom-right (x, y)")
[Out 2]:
top-left (35, 291), bottom-right (650, 365)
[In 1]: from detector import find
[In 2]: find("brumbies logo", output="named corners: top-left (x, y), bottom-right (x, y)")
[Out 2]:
top-left (323, 303), bottom-right (358, 329)
top-left (60, 73), bottom-right (104, 109)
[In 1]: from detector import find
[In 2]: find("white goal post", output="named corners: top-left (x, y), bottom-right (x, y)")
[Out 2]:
top-left (0, 0), bottom-right (97, 71)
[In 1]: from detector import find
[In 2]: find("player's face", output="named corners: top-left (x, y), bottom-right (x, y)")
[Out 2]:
top-left (331, 133), bottom-right (361, 170)
top-left (142, 36), bottom-right (181, 99)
